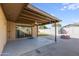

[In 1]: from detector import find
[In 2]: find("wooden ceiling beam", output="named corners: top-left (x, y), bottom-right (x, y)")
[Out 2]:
top-left (24, 7), bottom-right (58, 21)
top-left (19, 16), bottom-right (45, 23)
top-left (20, 13), bottom-right (48, 23)
top-left (17, 17), bottom-right (56, 26)
top-left (38, 21), bottom-right (59, 25)
top-left (23, 8), bottom-right (51, 21)
top-left (24, 7), bottom-right (50, 18)
top-left (15, 18), bottom-right (34, 24)
top-left (16, 25), bottom-right (32, 27)
top-left (18, 17), bottom-right (35, 22)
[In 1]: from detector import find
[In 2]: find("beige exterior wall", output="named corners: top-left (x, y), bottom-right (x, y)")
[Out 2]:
top-left (0, 5), bottom-right (7, 54)
top-left (64, 27), bottom-right (79, 38)
top-left (7, 21), bottom-right (16, 40)
top-left (32, 25), bottom-right (38, 38)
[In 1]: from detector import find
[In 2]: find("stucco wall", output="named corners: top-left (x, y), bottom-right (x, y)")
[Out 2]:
top-left (0, 5), bottom-right (7, 54)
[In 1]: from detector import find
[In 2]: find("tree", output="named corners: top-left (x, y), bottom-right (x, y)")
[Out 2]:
top-left (39, 25), bottom-right (48, 29)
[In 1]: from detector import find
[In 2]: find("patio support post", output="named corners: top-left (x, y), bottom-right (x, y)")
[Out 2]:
top-left (32, 25), bottom-right (38, 38)
top-left (55, 22), bottom-right (57, 43)
top-left (7, 21), bottom-right (16, 40)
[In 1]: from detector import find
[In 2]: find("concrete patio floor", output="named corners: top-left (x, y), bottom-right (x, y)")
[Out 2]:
top-left (1, 37), bottom-right (54, 56)
top-left (2, 36), bottom-right (79, 56)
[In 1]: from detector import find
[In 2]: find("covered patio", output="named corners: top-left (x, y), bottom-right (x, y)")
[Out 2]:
top-left (1, 3), bottom-right (60, 40)
top-left (0, 3), bottom-right (60, 56)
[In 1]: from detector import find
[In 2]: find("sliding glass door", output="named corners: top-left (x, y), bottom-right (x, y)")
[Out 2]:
top-left (16, 26), bottom-right (32, 38)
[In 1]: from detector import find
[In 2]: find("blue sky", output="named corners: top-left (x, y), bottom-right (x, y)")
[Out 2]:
top-left (32, 3), bottom-right (79, 27)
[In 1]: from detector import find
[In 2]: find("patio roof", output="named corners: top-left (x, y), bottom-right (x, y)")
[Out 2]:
top-left (1, 3), bottom-right (60, 26)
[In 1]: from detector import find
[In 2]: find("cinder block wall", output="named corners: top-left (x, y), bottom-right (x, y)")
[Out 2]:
top-left (0, 5), bottom-right (7, 55)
